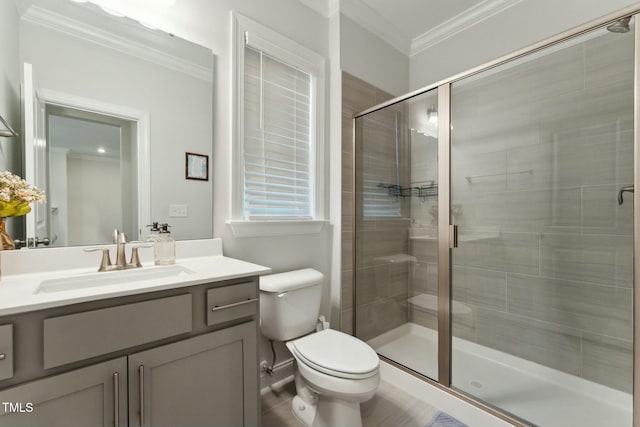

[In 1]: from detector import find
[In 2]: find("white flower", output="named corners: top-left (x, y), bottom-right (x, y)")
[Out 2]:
top-left (0, 171), bottom-right (45, 203)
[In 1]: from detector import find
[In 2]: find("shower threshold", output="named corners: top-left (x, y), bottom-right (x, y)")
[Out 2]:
top-left (367, 323), bottom-right (631, 427)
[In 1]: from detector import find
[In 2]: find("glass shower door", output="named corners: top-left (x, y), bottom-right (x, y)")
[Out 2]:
top-left (354, 88), bottom-right (440, 380)
top-left (449, 22), bottom-right (634, 426)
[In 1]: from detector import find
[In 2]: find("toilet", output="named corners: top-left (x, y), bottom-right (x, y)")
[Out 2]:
top-left (260, 268), bottom-right (379, 427)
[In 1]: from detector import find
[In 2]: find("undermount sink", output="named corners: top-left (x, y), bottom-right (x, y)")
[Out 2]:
top-left (34, 265), bottom-right (195, 294)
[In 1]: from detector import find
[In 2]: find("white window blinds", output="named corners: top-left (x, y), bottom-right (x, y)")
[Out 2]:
top-left (243, 45), bottom-right (314, 220)
top-left (361, 110), bottom-right (402, 218)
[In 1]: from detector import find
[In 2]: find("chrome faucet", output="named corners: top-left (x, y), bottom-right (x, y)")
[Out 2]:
top-left (84, 228), bottom-right (153, 272)
top-left (115, 230), bottom-right (128, 268)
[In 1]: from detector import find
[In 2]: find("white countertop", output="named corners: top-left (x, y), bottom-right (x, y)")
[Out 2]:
top-left (0, 239), bottom-right (271, 316)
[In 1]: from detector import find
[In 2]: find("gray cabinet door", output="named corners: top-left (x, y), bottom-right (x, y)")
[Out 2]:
top-left (128, 321), bottom-right (258, 427)
top-left (0, 357), bottom-right (127, 427)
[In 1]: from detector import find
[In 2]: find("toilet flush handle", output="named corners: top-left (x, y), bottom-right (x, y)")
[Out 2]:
top-left (277, 292), bottom-right (288, 298)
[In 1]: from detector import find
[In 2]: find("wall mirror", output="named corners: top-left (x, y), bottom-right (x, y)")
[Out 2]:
top-left (13, 0), bottom-right (214, 248)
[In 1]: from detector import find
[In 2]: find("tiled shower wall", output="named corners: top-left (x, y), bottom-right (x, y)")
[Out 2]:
top-left (410, 30), bottom-right (634, 393)
top-left (340, 72), bottom-right (401, 338)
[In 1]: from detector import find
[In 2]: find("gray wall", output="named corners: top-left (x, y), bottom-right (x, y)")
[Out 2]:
top-left (19, 20), bottom-right (213, 241)
top-left (340, 15), bottom-right (410, 97)
top-left (0, 0), bottom-right (24, 238)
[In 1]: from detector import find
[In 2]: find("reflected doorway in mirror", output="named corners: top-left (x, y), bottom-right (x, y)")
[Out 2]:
top-left (23, 62), bottom-right (151, 248)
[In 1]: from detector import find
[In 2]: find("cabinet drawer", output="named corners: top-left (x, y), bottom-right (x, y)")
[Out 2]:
top-left (0, 324), bottom-right (12, 380)
top-left (44, 294), bottom-right (192, 369)
top-left (207, 282), bottom-right (257, 326)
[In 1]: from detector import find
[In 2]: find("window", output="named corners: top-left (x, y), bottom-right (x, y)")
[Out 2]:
top-left (243, 47), bottom-right (313, 219)
top-left (232, 14), bottom-right (325, 226)
top-left (360, 110), bottom-right (403, 218)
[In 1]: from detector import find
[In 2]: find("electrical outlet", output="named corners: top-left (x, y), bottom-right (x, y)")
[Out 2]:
top-left (169, 204), bottom-right (188, 217)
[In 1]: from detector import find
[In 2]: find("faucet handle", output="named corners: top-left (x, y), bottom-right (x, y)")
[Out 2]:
top-left (84, 247), bottom-right (113, 272)
top-left (129, 243), bottom-right (154, 267)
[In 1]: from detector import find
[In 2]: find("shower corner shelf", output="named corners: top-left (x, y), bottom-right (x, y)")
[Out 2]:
top-left (378, 182), bottom-right (438, 199)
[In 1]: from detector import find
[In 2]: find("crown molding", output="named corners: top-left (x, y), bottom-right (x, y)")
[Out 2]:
top-left (298, 0), bottom-right (339, 18)
top-left (339, 0), bottom-right (411, 56)
top-left (334, 0), bottom-right (522, 58)
top-left (21, 5), bottom-right (212, 82)
top-left (328, 0), bottom-right (340, 16)
top-left (410, 0), bottom-right (523, 57)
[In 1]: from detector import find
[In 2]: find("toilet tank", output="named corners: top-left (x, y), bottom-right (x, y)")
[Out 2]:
top-left (259, 268), bottom-right (323, 341)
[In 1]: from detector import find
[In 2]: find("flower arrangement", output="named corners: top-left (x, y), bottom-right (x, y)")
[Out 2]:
top-left (0, 171), bottom-right (45, 217)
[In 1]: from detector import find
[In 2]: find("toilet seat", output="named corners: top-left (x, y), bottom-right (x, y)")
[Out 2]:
top-left (289, 329), bottom-right (379, 380)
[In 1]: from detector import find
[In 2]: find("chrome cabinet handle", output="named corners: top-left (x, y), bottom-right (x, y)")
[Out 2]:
top-left (139, 365), bottom-right (145, 426)
top-left (113, 372), bottom-right (119, 427)
top-left (0, 353), bottom-right (5, 361)
top-left (211, 298), bottom-right (258, 312)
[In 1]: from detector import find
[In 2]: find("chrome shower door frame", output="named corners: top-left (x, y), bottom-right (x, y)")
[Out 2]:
top-left (633, 11), bottom-right (640, 427)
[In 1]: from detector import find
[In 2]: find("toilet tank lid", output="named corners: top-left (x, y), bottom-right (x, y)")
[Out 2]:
top-left (260, 268), bottom-right (324, 292)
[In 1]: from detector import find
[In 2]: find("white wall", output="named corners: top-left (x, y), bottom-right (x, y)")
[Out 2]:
top-left (67, 155), bottom-right (121, 245)
top-left (328, 12), bottom-right (343, 337)
top-left (19, 20), bottom-right (213, 241)
top-left (340, 14), bottom-right (409, 97)
top-left (410, 0), bottom-right (640, 90)
top-left (49, 147), bottom-right (68, 246)
top-left (0, 1), bottom-right (24, 238)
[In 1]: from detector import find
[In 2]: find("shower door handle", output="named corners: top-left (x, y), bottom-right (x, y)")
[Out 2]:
top-left (618, 185), bottom-right (634, 205)
top-left (449, 225), bottom-right (458, 249)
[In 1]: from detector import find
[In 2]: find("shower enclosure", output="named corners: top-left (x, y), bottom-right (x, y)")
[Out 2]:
top-left (353, 10), bottom-right (637, 427)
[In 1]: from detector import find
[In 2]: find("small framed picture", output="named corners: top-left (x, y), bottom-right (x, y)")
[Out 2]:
top-left (185, 152), bottom-right (209, 181)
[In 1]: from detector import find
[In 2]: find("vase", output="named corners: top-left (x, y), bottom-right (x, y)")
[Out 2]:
top-left (0, 218), bottom-right (15, 250)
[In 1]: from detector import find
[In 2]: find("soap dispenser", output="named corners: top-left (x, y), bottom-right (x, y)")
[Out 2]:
top-left (146, 222), bottom-right (160, 243)
top-left (154, 223), bottom-right (175, 265)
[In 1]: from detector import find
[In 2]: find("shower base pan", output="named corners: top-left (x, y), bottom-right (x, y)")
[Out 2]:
top-left (368, 323), bottom-right (631, 427)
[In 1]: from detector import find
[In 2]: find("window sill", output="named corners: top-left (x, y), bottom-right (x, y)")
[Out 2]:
top-left (226, 220), bottom-right (327, 238)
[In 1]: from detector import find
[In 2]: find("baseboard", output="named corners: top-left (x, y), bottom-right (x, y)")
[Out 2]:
top-left (260, 358), bottom-right (295, 394)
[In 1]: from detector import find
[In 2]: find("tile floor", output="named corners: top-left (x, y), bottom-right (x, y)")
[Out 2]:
top-left (261, 379), bottom-right (440, 427)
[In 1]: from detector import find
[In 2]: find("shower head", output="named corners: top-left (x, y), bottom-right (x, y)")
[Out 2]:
top-left (606, 16), bottom-right (631, 33)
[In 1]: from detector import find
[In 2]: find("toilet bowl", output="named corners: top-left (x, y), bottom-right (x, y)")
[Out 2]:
top-left (259, 269), bottom-right (380, 427)
top-left (286, 329), bottom-right (379, 427)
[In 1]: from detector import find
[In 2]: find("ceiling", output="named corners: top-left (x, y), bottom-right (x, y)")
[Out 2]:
top-left (49, 115), bottom-right (121, 160)
top-left (299, 0), bottom-right (522, 56)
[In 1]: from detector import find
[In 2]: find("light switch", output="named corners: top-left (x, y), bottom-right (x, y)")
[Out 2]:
top-left (169, 204), bottom-right (188, 217)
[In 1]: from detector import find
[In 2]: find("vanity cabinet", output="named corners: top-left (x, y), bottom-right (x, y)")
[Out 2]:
top-left (0, 357), bottom-right (128, 427)
top-left (129, 321), bottom-right (257, 427)
top-left (0, 278), bottom-right (260, 427)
